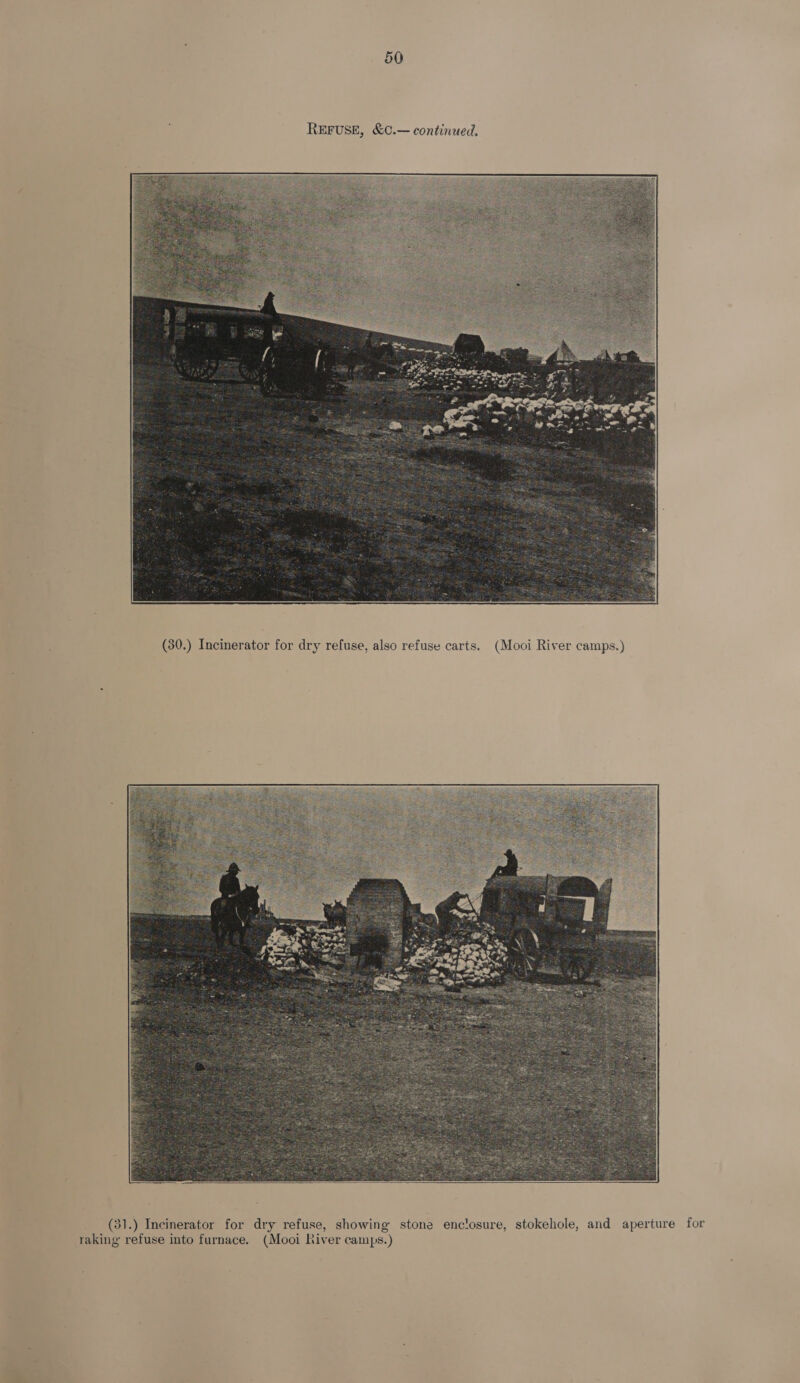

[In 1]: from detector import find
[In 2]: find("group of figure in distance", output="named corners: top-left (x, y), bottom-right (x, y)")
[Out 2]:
top-left (209, 849), bottom-right (520, 950)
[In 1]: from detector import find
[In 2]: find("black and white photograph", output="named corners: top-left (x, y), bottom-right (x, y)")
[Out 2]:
top-left (132, 174), bottom-right (656, 604)
top-left (129, 784), bottom-right (658, 1182)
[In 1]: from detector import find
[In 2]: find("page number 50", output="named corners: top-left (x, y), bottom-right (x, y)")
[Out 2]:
top-left (384, 51), bottom-right (404, 64)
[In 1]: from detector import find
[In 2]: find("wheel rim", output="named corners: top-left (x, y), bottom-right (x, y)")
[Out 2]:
top-left (239, 357), bottom-right (261, 382)
top-left (259, 349), bottom-right (278, 395)
top-left (509, 930), bottom-right (540, 980)
top-left (176, 355), bottom-right (210, 380)
top-left (314, 350), bottom-right (330, 394)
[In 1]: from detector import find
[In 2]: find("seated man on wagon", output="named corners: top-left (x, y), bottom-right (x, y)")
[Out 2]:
top-left (490, 848), bottom-right (519, 879)
top-left (260, 291), bottom-right (281, 322)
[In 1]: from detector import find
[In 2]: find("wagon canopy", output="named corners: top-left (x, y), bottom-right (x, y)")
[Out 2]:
top-left (181, 305), bottom-right (269, 322)
top-left (481, 874), bottom-right (612, 932)
top-left (485, 874), bottom-right (549, 895)
top-left (556, 876), bottom-right (599, 899)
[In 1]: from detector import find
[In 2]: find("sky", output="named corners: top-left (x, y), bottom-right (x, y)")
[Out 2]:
top-left (132, 174), bottom-right (655, 359)
top-left (128, 785), bottom-right (657, 930)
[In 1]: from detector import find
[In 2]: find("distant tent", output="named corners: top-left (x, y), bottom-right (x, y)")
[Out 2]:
top-left (614, 349), bottom-right (641, 363)
top-left (594, 348), bottom-right (614, 362)
top-left (545, 339), bottom-right (578, 365)
top-left (453, 332), bottom-right (485, 356)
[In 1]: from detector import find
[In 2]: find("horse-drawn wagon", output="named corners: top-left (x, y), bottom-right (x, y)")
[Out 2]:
top-left (167, 304), bottom-right (331, 395)
top-left (168, 305), bottom-right (271, 382)
top-left (258, 320), bottom-right (331, 396)
top-left (480, 874), bottom-right (612, 982)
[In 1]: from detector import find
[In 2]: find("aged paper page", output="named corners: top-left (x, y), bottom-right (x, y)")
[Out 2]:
top-left (3, 2), bottom-right (798, 1380)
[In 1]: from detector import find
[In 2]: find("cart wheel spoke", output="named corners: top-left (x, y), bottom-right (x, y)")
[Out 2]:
top-left (176, 354), bottom-right (212, 381)
top-left (508, 929), bottom-right (540, 981)
top-left (239, 358), bottom-right (261, 383)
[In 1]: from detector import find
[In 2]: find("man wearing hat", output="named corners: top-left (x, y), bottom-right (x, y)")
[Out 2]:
top-left (491, 848), bottom-right (519, 879)
top-left (219, 862), bottom-right (242, 900)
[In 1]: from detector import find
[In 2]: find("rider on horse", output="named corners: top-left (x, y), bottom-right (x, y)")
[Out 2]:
top-left (217, 862), bottom-right (241, 922)
top-left (219, 862), bottom-right (241, 897)
top-left (212, 865), bottom-right (260, 948)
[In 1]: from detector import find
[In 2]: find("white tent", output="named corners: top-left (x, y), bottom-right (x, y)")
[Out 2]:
top-left (545, 339), bottom-right (578, 365)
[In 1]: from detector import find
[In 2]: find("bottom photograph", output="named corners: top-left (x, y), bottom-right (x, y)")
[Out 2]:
top-left (128, 784), bottom-right (658, 1182)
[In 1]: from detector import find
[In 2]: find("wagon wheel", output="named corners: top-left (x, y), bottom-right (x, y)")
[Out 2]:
top-left (238, 356), bottom-right (261, 383)
top-left (312, 348), bottom-right (331, 395)
top-left (175, 354), bottom-right (211, 381)
top-left (559, 951), bottom-right (597, 983)
top-left (508, 928), bottom-right (541, 981)
top-left (258, 347), bottom-right (279, 396)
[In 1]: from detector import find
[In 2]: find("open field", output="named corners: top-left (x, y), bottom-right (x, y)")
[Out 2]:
top-left (130, 917), bottom-right (658, 1182)
top-left (132, 361), bottom-right (655, 603)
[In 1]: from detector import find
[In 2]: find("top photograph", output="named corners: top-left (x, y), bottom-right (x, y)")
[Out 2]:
top-left (131, 174), bottom-right (656, 604)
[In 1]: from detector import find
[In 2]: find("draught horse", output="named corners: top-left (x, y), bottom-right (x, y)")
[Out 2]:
top-left (210, 884), bottom-right (260, 951)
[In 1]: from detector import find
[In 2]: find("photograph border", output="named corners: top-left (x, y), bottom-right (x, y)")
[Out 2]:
top-left (127, 781), bottom-right (660, 1184)
top-left (129, 173), bottom-right (658, 606)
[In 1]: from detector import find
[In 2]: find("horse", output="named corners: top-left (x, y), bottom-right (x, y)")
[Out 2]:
top-left (323, 900), bottom-right (347, 926)
top-left (210, 884), bottom-right (260, 951)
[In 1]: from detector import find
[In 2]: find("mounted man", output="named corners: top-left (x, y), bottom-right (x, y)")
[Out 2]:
top-left (219, 861), bottom-right (241, 900)
top-left (213, 862), bottom-right (241, 936)
top-left (211, 863), bottom-right (260, 949)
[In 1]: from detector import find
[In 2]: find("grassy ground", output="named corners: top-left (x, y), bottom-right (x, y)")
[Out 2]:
top-left (129, 918), bottom-right (658, 1182)
top-left (132, 362), bottom-right (655, 602)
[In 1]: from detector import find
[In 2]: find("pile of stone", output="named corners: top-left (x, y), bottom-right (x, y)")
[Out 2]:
top-left (406, 912), bottom-right (438, 953)
top-left (255, 921), bottom-right (347, 974)
top-left (404, 924), bottom-right (508, 988)
top-left (305, 923), bottom-right (347, 967)
top-left (256, 924), bottom-right (315, 974)
top-left (429, 391), bottom-right (655, 442)
top-left (404, 358), bottom-right (530, 395)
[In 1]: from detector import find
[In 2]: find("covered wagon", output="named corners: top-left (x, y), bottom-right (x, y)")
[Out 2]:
top-left (480, 874), bottom-right (612, 982)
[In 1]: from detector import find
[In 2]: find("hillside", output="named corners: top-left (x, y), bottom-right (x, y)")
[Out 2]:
top-left (133, 295), bottom-right (449, 359)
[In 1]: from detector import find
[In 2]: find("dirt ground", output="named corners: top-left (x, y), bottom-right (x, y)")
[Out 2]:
top-left (132, 362), bottom-right (656, 602)
top-left (129, 918), bottom-right (658, 1182)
